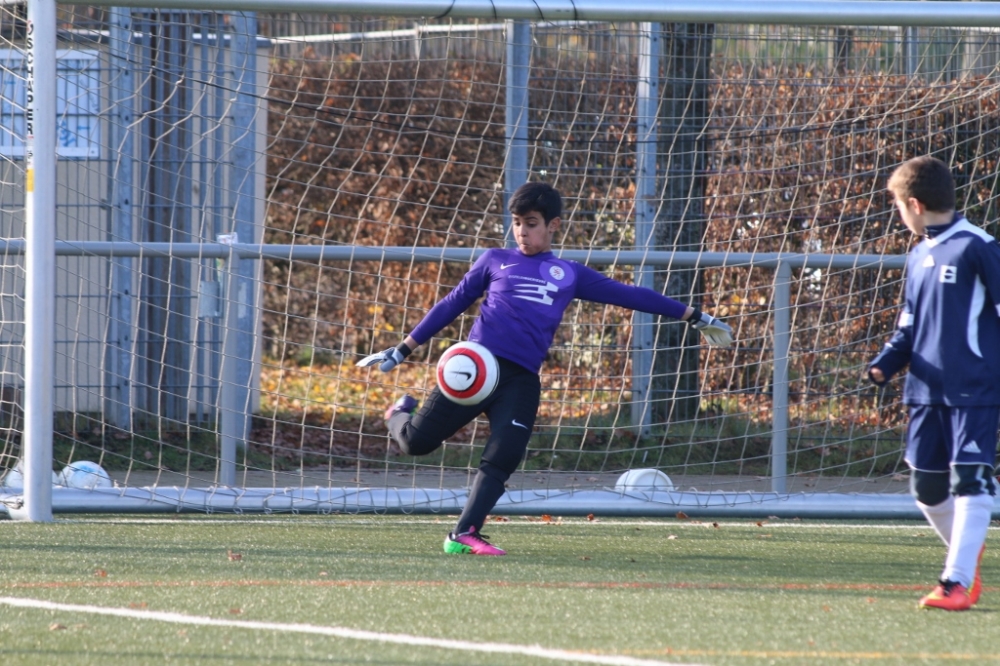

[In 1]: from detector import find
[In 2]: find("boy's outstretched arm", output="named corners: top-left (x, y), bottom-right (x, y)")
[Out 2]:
top-left (357, 251), bottom-right (493, 371)
top-left (574, 266), bottom-right (734, 347)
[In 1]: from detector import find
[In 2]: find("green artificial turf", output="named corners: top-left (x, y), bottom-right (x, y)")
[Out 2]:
top-left (0, 515), bottom-right (996, 665)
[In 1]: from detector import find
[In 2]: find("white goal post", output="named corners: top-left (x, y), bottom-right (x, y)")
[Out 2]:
top-left (3, 0), bottom-right (1000, 520)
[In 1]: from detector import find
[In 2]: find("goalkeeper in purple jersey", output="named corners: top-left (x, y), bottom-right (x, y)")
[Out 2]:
top-left (869, 156), bottom-right (1000, 611)
top-left (359, 181), bottom-right (733, 556)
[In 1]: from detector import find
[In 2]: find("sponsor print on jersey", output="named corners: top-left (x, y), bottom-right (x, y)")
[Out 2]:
top-left (512, 281), bottom-right (559, 305)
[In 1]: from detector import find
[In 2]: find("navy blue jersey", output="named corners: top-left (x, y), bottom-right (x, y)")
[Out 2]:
top-left (871, 217), bottom-right (1000, 406)
top-left (409, 248), bottom-right (688, 372)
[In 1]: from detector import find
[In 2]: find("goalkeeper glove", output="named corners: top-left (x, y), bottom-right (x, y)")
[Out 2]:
top-left (356, 343), bottom-right (412, 371)
top-left (688, 308), bottom-right (734, 347)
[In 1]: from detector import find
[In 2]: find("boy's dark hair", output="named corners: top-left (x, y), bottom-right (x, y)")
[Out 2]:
top-left (887, 156), bottom-right (956, 212)
top-left (509, 182), bottom-right (562, 223)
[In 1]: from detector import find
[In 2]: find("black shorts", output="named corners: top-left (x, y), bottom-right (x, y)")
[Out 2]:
top-left (394, 357), bottom-right (541, 476)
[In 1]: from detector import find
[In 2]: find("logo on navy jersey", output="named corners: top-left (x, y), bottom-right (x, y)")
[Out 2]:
top-left (939, 265), bottom-right (957, 284)
top-left (961, 440), bottom-right (982, 454)
top-left (922, 255), bottom-right (935, 268)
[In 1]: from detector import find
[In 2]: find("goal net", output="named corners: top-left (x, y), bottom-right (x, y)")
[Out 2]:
top-left (2, 2), bottom-right (999, 518)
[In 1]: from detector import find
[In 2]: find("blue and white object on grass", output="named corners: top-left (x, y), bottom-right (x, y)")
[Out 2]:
top-left (1, 461), bottom-right (60, 488)
top-left (615, 468), bottom-right (674, 493)
top-left (436, 341), bottom-right (499, 405)
top-left (59, 460), bottom-right (113, 490)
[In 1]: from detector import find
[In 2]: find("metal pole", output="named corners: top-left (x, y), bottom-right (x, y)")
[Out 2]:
top-left (107, 6), bottom-right (135, 430)
top-left (902, 26), bottom-right (919, 76)
top-left (218, 240), bottom-right (240, 487)
top-left (213, 13), bottom-right (260, 486)
top-left (58, 1), bottom-right (1000, 29)
top-left (631, 22), bottom-right (659, 435)
top-left (21, 0), bottom-right (57, 522)
top-left (503, 19), bottom-right (530, 242)
top-left (771, 261), bottom-right (791, 494)
top-left (229, 13), bottom-right (259, 451)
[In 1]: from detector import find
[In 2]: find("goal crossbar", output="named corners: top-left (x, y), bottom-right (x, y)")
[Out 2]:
top-left (58, 1), bottom-right (1000, 29)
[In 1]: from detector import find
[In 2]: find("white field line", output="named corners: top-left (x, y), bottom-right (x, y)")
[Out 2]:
top-left (0, 596), bottom-right (701, 666)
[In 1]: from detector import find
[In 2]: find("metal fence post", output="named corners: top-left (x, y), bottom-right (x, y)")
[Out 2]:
top-left (230, 12), bottom-right (258, 449)
top-left (772, 261), bottom-right (791, 494)
top-left (107, 6), bottom-right (135, 430)
top-left (218, 237), bottom-right (241, 488)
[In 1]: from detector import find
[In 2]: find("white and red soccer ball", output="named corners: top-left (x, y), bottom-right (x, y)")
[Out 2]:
top-left (436, 341), bottom-right (499, 405)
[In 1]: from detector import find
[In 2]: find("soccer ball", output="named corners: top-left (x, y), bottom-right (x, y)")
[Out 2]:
top-left (436, 341), bottom-right (499, 405)
top-left (59, 460), bottom-right (113, 490)
top-left (1, 461), bottom-right (60, 488)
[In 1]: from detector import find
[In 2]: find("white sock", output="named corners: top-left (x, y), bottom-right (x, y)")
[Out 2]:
top-left (942, 494), bottom-right (993, 588)
top-left (917, 496), bottom-right (954, 546)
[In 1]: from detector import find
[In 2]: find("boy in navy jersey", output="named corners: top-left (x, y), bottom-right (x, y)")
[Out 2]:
top-left (869, 155), bottom-right (1000, 610)
top-left (360, 182), bottom-right (733, 555)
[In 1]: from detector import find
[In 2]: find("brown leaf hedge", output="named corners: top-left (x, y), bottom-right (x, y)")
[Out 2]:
top-left (262, 51), bottom-right (1000, 443)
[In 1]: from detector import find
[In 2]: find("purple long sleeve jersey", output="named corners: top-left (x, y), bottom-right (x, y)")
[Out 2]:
top-left (408, 248), bottom-right (689, 373)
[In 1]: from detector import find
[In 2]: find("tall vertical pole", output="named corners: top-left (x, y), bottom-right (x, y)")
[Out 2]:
top-left (21, 0), bottom-right (57, 522)
top-left (107, 7), bottom-right (135, 430)
top-left (503, 20), bottom-right (530, 243)
top-left (217, 13), bottom-right (259, 486)
top-left (771, 261), bottom-right (791, 494)
top-left (218, 241), bottom-right (240, 488)
top-left (632, 23), bottom-right (659, 435)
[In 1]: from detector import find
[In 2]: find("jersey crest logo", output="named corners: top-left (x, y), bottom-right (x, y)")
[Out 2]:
top-left (922, 255), bottom-right (935, 268)
top-left (513, 282), bottom-right (559, 305)
top-left (961, 441), bottom-right (982, 454)
top-left (939, 265), bottom-right (957, 284)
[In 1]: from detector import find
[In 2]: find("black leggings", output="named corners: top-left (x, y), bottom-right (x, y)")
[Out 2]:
top-left (389, 357), bottom-right (541, 480)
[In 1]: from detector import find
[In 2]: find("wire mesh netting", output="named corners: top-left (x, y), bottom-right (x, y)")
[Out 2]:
top-left (1, 8), bottom-right (999, 514)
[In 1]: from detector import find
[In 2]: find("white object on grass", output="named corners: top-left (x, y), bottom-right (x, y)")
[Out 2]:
top-left (615, 468), bottom-right (674, 493)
